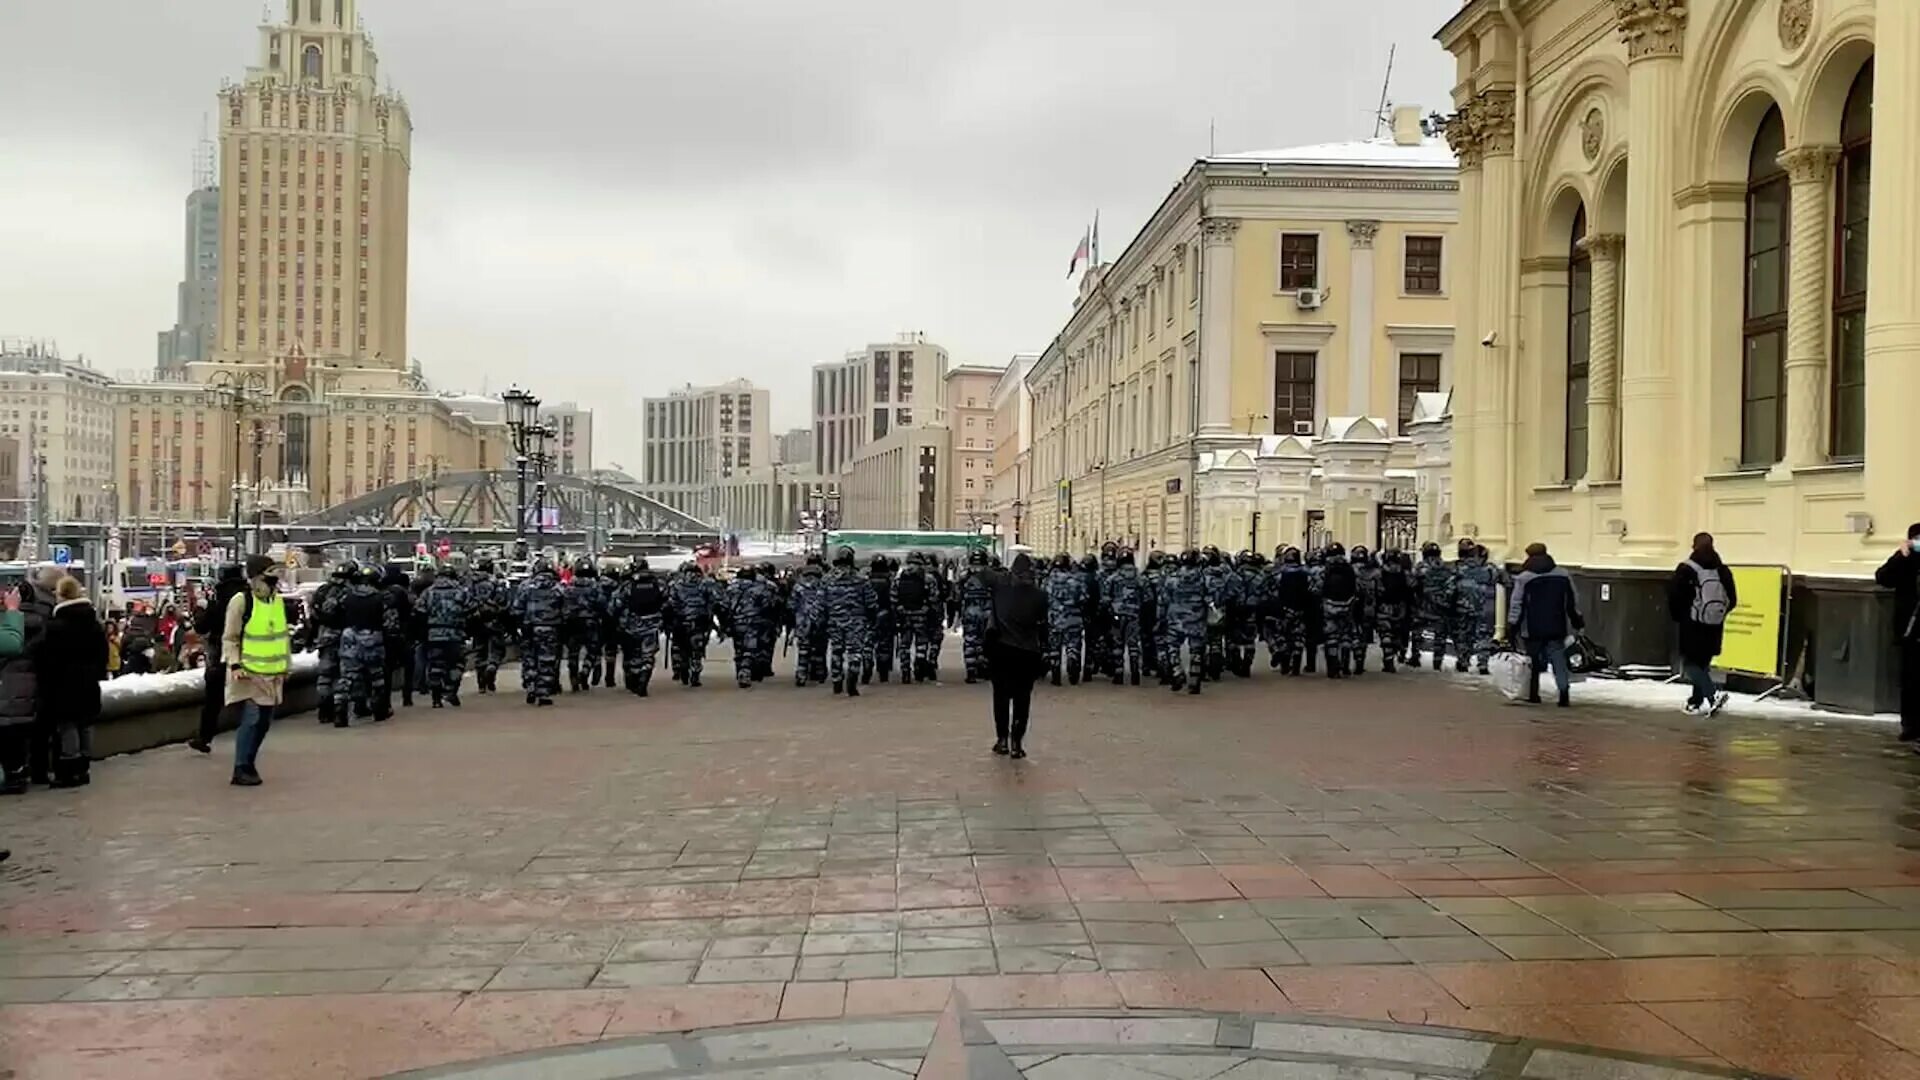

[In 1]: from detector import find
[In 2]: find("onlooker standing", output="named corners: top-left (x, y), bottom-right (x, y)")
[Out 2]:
top-left (6, 569), bottom-right (59, 788)
top-left (189, 564), bottom-right (248, 754)
top-left (1509, 543), bottom-right (1584, 708)
top-left (1874, 523), bottom-right (1920, 743)
top-left (222, 556), bottom-right (290, 787)
top-left (1669, 532), bottom-right (1736, 717)
top-left (40, 577), bottom-right (106, 788)
top-left (984, 553), bottom-right (1049, 760)
top-left (105, 620), bottom-right (122, 678)
top-left (0, 589), bottom-right (31, 796)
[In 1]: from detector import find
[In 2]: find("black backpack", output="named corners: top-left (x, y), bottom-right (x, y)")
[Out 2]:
top-left (896, 572), bottom-right (928, 609)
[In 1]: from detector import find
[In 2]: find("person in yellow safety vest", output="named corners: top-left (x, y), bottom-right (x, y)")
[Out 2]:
top-left (221, 555), bottom-right (289, 787)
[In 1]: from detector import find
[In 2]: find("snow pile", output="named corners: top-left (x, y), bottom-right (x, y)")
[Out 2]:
top-left (100, 652), bottom-right (320, 710)
top-left (1446, 666), bottom-right (1899, 727)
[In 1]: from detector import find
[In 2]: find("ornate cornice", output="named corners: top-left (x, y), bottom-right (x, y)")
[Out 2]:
top-left (1477, 90), bottom-right (1516, 158)
top-left (1777, 144), bottom-right (1841, 184)
top-left (1345, 220), bottom-right (1381, 249)
top-left (1615, 0), bottom-right (1687, 62)
top-left (1211, 176), bottom-right (1458, 193)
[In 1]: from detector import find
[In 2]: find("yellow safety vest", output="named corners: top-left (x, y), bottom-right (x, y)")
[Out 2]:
top-left (240, 592), bottom-right (290, 676)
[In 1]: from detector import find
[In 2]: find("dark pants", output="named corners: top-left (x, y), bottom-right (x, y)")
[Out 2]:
top-left (199, 663), bottom-right (227, 745)
top-left (1901, 639), bottom-right (1920, 739)
top-left (988, 643), bottom-right (1042, 748)
top-left (1525, 638), bottom-right (1571, 702)
top-left (1681, 652), bottom-right (1719, 708)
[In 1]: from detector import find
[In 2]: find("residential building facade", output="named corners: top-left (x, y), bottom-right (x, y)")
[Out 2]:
top-left (1026, 108), bottom-right (1458, 553)
top-left (639, 379), bottom-right (769, 522)
top-left (811, 336), bottom-right (950, 476)
top-left (987, 354), bottom-right (1039, 545)
top-left (1436, 0), bottom-right (1910, 707)
top-left (944, 364), bottom-right (1005, 531)
top-left (841, 425), bottom-right (951, 532)
top-left (775, 427), bottom-right (813, 467)
top-left (0, 342), bottom-right (117, 523)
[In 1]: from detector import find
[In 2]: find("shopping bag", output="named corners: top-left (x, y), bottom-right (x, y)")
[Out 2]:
top-left (1489, 650), bottom-right (1532, 702)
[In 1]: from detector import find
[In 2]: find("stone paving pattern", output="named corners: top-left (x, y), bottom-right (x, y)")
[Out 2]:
top-left (5, 661), bottom-right (1920, 1077)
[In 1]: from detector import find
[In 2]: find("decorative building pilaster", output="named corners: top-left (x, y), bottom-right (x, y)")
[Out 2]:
top-left (1444, 100), bottom-right (1483, 546)
top-left (1198, 217), bottom-right (1240, 435)
top-left (1865, 0), bottom-right (1920, 543)
top-left (1579, 233), bottom-right (1625, 482)
top-left (1779, 145), bottom-right (1841, 470)
top-left (1471, 88), bottom-right (1518, 550)
top-left (1345, 221), bottom-right (1381, 418)
top-left (1617, 0), bottom-right (1686, 559)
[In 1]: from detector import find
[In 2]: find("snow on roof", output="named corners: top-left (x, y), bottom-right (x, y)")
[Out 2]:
top-left (1209, 134), bottom-right (1456, 170)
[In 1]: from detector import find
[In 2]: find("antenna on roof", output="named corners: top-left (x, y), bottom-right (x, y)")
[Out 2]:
top-left (1372, 45), bottom-right (1397, 138)
top-left (1209, 118), bottom-right (1216, 157)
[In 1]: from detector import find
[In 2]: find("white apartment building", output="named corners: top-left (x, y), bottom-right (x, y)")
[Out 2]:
top-left (0, 341), bottom-right (117, 522)
top-left (641, 379), bottom-right (771, 522)
top-left (811, 335), bottom-right (950, 476)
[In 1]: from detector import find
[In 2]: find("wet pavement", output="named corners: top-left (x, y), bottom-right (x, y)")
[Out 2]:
top-left (5, 659), bottom-right (1920, 1078)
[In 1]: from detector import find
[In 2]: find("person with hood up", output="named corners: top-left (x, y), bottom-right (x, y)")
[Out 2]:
top-left (984, 553), bottom-right (1049, 759)
top-left (1669, 532), bottom-right (1736, 717)
top-left (189, 563), bottom-right (249, 754)
top-left (40, 576), bottom-right (107, 787)
top-left (1508, 542), bottom-right (1584, 707)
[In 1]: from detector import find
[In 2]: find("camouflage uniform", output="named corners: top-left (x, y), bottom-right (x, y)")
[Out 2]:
top-left (306, 576), bottom-right (347, 723)
top-left (564, 571), bottom-right (605, 691)
top-left (420, 573), bottom-right (470, 705)
top-left (1303, 554), bottom-right (1326, 674)
top-left (1229, 560), bottom-right (1264, 676)
top-left (1452, 550), bottom-right (1498, 674)
top-left (1375, 556), bottom-right (1415, 673)
top-left (1102, 560), bottom-right (1145, 685)
top-left (892, 560), bottom-right (939, 684)
top-left (1318, 550), bottom-right (1359, 677)
top-left (597, 574), bottom-right (622, 686)
top-left (1085, 555), bottom-right (1112, 678)
top-left (924, 566), bottom-right (951, 679)
top-left (956, 560), bottom-right (994, 683)
top-left (513, 567), bottom-right (567, 702)
top-left (1202, 557), bottom-right (1235, 680)
top-left (335, 577), bottom-right (391, 721)
top-left (1263, 560), bottom-right (1313, 675)
top-left (665, 568), bottom-right (717, 687)
top-left (466, 572), bottom-right (512, 693)
top-left (864, 562), bottom-right (896, 683)
top-left (1351, 552), bottom-right (1381, 674)
top-left (1044, 561), bottom-right (1087, 684)
top-left (1412, 551), bottom-right (1455, 669)
top-left (723, 572), bottom-right (777, 688)
top-left (1142, 557), bottom-right (1168, 682)
top-left (610, 566), bottom-right (667, 695)
top-left (791, 565), bottom-right (829, 686)
top-left (1160, 559), bottom-right (1211, 693)
top-left (824, 563), bottom-right (877, 695)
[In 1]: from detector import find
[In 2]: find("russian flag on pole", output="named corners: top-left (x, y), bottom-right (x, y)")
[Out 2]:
top-left (1068, 227), bottom-right (1091, 276)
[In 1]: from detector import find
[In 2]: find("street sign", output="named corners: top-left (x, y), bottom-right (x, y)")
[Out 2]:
top-left (50, 545), bottom-right (70, 566)
top-left (197, 539), bottom-right (213, 556)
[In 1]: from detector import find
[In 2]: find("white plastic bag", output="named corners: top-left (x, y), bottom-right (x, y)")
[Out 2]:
top-left (1490, 650), bottom-right (1532, 702)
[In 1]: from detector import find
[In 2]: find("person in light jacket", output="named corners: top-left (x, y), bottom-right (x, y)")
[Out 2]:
top-left (222, 556), bottom-right (291, 787)
top-left (1508, 543), bottom-right (1584, 708)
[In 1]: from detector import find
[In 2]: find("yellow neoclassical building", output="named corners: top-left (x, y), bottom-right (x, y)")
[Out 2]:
top-left (1026, 109), bottom-right (1459, 554)
top-left (1438, 0), bottom-right (1915, 705)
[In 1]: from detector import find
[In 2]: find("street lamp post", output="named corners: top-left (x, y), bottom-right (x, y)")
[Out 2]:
top-left (501, 385), bottom-right (541, 559)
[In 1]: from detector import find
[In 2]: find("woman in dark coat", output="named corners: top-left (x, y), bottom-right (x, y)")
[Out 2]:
top-left (40, 577), bottom-right (107, 788)
top-left (984, 553), bottom-right (1049, 759)
top-left (0, 568), bottom-right (58, 794)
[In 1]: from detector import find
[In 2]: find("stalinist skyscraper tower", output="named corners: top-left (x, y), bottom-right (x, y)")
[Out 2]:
top-left (212, 0), bottom-right (411, 371)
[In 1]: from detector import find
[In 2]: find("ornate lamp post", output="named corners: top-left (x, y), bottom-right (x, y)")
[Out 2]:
top-left (500, 385), bottom-right (541, 559)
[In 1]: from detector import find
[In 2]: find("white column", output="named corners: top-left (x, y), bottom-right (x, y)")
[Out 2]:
top-left (1580, 233), bottom-right (1624, 482)
top-left (1616, 0), bottom-right (1685, 558)
top-left (1198, 217), bottom-right (1239, 434)
top-left (1472, 89), bottom-right (1517, 551)
top-left (1778, 145), bottom-right (1841, 472)
top-left (1867, 0), bottom-right (1920, 533)
top-left (1345, 220), bottom-right (1380, 418)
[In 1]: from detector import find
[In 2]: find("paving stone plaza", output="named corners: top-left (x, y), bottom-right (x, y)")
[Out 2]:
top-left (6, 663), bottom-right (1920, 1077)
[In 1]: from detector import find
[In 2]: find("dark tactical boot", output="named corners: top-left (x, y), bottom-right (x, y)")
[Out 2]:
top-left (526, 691), bottom-right (538, 704)
top-left (431, 693), bottom-right (443, 708)
top-left (1382, 655), bottom-right (1396, 673)
top-left (318, 700), bottom-right (335, 725)
top-left (845, 672), bottom-right (861, 697)
top-left (446, 690), bottom-right (461, 707)
top-left (537, 697), bottom-right (554, 707)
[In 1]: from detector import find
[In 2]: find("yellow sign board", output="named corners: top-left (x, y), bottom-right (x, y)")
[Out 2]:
top-left (1715, 565), bottom-right (1786, 677)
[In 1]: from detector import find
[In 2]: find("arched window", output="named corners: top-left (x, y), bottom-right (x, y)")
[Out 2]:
top-left (1741, 105), bottom-right (1790, 467)
top-left (303, 45), bottom-right (322, 80)
top-left (1566, 206), bottom-right (1591, 482)
top-left (1831, 61), bottom-right (1873, 460)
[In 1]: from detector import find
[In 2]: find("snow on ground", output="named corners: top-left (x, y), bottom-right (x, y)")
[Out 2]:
top-left (101, 653), bottom-right (319, 708)
top-left (1444, 664), bottom-right (1900, 729)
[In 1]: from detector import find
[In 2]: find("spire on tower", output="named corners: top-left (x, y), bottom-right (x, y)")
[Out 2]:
top-left (193, 114), bottom-right (216, 190)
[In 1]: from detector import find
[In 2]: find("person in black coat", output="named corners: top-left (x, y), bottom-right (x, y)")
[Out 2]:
top-left (189, 564), bottom-right (248, 754)
top-left (1668, 532), bottom-right (1737, 716)
top-left (41, 578), bottom-right (107, 788)
top-left (1874, 523), bottom-right (1920, 743)
top-left (1508, 543), bottom-right (1584, 707)
top-left (983, 553), bottom-right (1049, 760)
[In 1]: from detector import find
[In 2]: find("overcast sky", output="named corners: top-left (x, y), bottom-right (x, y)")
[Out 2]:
top-left (0, 1), bottom-right (1453, 468)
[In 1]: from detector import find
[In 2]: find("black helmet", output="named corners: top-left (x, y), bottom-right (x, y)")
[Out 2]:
top-left (475, 558), bottom-right (495, 574)
top-left (1077, 554), bottom-right (1097, 572)
top-left (1421, 541), bottom-right (1442, 559)
top-left (967, 549), bottom-right (987, 566)
top-left (759, 563), bottom-right (775, 578)
top-left (1117, 547), bottom-right (1135, 565)
top-left (1351, 545), bottom-right (1372, 565)
top-left (833, 545), bottom-right (856, 568)
top-left (989, 554), bottom-right (1003, 569)
top-left (1325, 542), bottom-right (1346, 559)
top-left (1235, 549), bottom-right (1253, 566)
top-left (1052, 553), bottom-right (1072, 570)
top-left (677, 560), bottom-right (697, 574)
top-left (359, 565), bottom-right (383, 584)
top-left (735, 565), bottom-right (757, 580)
top-left (804, 553), bottom-right (824, 568)
top-left (331, 560), bottom-right (357, 580)
top-left (631, 557), bottom-right (649, 573)
top-left (1281, 546), bottom-right (1302, 566)
top-left (1458, 538), bottom-right (1477, 558)
top-left (532, 556), bottom-right (554, 575)
top-left (1179, 549), bottom-right (1201, 567)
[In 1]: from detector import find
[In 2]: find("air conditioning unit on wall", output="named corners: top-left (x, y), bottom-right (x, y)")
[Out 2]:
top-left (1293, 420), bottom-right (1314, 436)
top-left (1294, 288), bottom-right (1322, 311)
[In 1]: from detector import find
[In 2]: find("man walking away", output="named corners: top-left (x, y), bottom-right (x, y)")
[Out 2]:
top-left (610, 558), bottom-right (667, 695)
top-left (189, 563), bottom-right (248, 753)
top-left (1509, 542), bottom-right (1583, 707)
top-left (223, 556), bottom-right (291, 786)
top-left (984, 553), bottom-right (1048, 759)
top-left (422, 566), bottom-right (471, 707)
top-left (336, 566), bottom-right (391, 725)
top-left (824, 547), bottom-right (877, 697)
top-left (1874, 523), bottom-right (1920, 744)
top-left (1669, 532), bottom-right (1736, 717)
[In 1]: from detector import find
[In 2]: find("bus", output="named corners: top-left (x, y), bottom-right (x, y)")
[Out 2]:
top-left (103, 558), bottom-right (219, 614)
